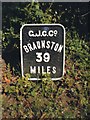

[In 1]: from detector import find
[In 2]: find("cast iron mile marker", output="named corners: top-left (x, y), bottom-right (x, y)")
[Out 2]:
top-left (20, 24), bottom-right (65, 80)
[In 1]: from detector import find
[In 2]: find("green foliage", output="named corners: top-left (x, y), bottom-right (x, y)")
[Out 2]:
top-left (2, 31), bottom-right (90, 119)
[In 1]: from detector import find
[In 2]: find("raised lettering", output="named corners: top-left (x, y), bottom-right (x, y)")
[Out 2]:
top-left (30, 66), bottom-right (36, 74)
top-left (23, 45), bottom-right (29, 53)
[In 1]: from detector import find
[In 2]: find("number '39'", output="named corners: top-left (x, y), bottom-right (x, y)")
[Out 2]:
top-left (36, 52), bottom-right (50, 63)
